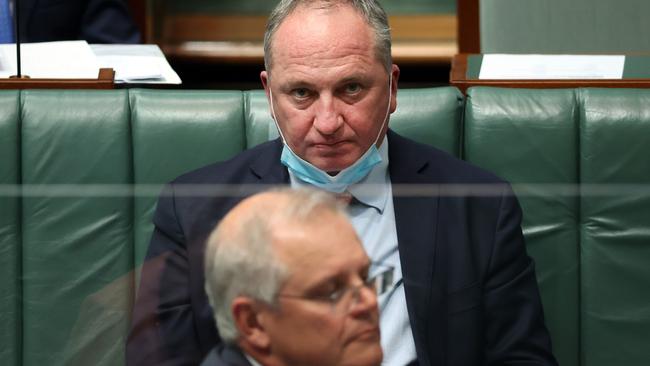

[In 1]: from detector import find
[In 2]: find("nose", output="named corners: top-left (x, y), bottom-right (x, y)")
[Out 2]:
top-left (312, 95), bottom-right (343, 136)
top-left (348, 284), bottom-right (379, 317)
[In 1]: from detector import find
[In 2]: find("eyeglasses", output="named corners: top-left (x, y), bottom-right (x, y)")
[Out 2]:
top-left (278, 262), bottom-right (395, 314)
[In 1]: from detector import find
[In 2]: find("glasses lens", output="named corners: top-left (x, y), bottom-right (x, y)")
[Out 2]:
top-left (369, 262), bottom-right (394, 296)
top-left (332, 262), bottom-right (395, 314)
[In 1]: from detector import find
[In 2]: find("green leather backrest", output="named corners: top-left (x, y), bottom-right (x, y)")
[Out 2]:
top-left (480, 0), bottom-right (650, 53)
top-left (0, 91), bottom-right (20, 366)
top-left (1, 87), bottom-right (461, 366)
top-left (130, 90), bottom-right (245, 269)
top-left (579, 89), bottom-right (650, 366)
top-left (5, 87), bottom-right (650, 366)
top-left (465, 87), bottom-right (650, 366)
top-left (465, 88), bottom-right (580, 366)
top-left (20, 90), bottom-right (134, 366)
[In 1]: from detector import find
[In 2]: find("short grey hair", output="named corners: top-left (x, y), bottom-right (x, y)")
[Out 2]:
top-left (204, 188), bottom-right (347, 343)
top-left (263, 0), bottom-right (392, 73)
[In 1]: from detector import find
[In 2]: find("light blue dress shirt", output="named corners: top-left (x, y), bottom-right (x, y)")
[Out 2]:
top-left (288, 137), bottom-right (417, 365)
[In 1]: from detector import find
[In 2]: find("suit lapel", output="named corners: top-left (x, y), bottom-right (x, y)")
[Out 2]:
top-left (249, 139), bottom-right (289, 185)
top-left (388, 130), bottom-right (445, 366)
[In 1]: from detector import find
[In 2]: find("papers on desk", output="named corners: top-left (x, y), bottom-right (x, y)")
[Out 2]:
top-left (0, 41), bottom-right (181, 84)
top-left (91, 44), bottom-right (181, 84)
top-left (479, 54), bottom-right (625, 80)
top-left (0, 41), bottom-right (100, 79)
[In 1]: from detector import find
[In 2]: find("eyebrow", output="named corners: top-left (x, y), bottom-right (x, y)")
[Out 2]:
top-left (302, 261), bottom-right (371, 293)
top-left (279, 79), bottom-right (317, 91)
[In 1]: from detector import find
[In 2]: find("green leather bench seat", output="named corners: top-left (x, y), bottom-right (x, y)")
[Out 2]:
top-left (465, 87), bottom-right (650, 366)
top-left (465, 88), bottom-right (580, 366)
top-left (20, 91), bottom-right (134, 366)
top-left (1, 87), bottom-right (649, 366)
top-left (0, 91), bottom-right (20, 366)
top-left (0, 87), bottom-right (462, 366)
top-left (579, 89), bottom-right (650, 366)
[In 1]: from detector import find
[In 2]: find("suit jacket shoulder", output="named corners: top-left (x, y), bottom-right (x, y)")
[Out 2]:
top-left (387, 129), bottom-right (506, 185)
top-left (171, 139), bottom-right (286, 185)
top-left (200, 344), bottom-right (252, 366)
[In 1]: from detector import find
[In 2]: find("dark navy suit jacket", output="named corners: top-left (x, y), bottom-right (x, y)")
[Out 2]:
top-left (17, 0), bottom-right (140, 43)
top-left (127, 130), bottom-right (557, 366)
top-left (200, 344), bottom-right (251, 366)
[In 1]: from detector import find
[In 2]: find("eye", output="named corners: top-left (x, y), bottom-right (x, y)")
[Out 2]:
top-left (311, 280), bottom-right (345, 303)
top-left (326, 285), bottom-right (346, 303)
top-left (291, 88), bottom-right (311, 99)
top-left (344, 83), bottom-right (362, 94)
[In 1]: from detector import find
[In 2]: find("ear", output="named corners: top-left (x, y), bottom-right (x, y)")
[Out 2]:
top-left (232, 296), bottom-right (271, 350)
top-left (260, 71), bottom-right (270, 98)
top-left (389, 64), bottom-right (400, 113)
top-left (260, 71), bottom-right (276, 120)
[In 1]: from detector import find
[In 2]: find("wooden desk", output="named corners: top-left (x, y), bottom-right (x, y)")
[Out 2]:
top-left (0, 69), bottom-right (115, 90)
top-left (450, 54), bottom-right (650, 93)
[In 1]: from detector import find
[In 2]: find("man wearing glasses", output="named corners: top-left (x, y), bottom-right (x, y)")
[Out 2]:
top-left (201, 189), bottom-right (388, 366)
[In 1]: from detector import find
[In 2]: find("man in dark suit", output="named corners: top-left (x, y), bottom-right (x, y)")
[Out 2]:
top-left (17, 0), bottom-right (140, 43)
top-left (200, 189), bottom-right (383, 366)
top-left (127, 1), bottom-right (557, 365)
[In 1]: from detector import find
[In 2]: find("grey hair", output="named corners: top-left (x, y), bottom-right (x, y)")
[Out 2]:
top-left (204, 188), bottom-right (347, 343)
top-left (263, 0), bottom-right (392, 73)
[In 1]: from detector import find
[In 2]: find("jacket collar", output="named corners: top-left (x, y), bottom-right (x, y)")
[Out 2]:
top-left (387, 129), bottom-right (443, 366)
top-left (249, 138), bottom-right (289, 185)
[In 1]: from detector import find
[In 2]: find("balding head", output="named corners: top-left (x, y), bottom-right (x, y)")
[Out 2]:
top-left (204, 188), bottom-right (347, 343)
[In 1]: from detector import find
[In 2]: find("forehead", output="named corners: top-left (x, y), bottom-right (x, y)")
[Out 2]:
top-left (269, 3), bottom-right (379, 74)
top-left (272, 212), bottom-right (365, 281)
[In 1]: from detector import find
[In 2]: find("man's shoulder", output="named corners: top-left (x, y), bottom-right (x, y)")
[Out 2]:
top-left (171, 139), bottom-right (282, 185)
top-left (388, 131), bottom-right (507, 185)
top-left (200, 344), bottom-right (252, 366)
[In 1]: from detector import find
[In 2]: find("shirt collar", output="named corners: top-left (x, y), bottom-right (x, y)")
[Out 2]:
top-left (287, 136), bottom-right (390, 213)
top-left (347, 135), bottom-right (390, 213)
top-left (244, 352), bottom-right (263, 366)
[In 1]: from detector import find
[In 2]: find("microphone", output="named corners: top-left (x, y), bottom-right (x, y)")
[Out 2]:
top-left (9, 0), bottom-right (26, 78)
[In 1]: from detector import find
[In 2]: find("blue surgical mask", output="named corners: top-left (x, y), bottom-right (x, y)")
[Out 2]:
top-left (270, 75), bottom-right (393, 193)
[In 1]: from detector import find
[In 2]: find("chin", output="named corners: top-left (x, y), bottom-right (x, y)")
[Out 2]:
top-left (341, 342), bottom-right (383, 366)
top-left (307, 148), bottom-right (361, 172)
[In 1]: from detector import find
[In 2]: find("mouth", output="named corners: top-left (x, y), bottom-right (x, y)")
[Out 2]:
top-left (350, 326), bottom-right (380, 342)
top-left (311, 140), bottom-right (348, 149)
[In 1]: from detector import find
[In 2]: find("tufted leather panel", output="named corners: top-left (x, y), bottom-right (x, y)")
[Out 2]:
top-left (579, 88), bottom-right (650, 366)
top-left (0, 91), bottom-right (20, 366)
top-left (20, 90), bottom-right (133, 366)
top-left (464, 87), bottom-right (580, 366)
top-left (130, 89), bottom-right (245, 269)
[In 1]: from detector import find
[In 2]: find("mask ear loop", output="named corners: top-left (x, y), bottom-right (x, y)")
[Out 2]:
top-left (269, 89), bottom-right (289, 145)
top-left (372, 73), bottom-right (393, 147)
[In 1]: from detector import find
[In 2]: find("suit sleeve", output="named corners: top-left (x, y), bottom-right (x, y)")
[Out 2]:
top-left (483, 184), bottom-right (558, 365)
top-left (126, 183), bottom-right (203, 366)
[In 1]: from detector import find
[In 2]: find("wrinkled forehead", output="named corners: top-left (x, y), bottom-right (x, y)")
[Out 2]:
top-left (267, 3), bottom-right (380, 73)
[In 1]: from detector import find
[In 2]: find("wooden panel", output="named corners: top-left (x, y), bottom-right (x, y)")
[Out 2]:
top-left (158, 14), bottom-right (457, 65)
top-left (457, 0), bottom-right (480, 53)
top-left (391, 15), bottom-right (456, 41)
top-left (0, 69), bottom-right (115, 90)
top-left (161, 14), bottom-right (456, 42)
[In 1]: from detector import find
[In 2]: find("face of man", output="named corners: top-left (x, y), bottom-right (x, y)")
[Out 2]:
top-left (258, 210), bottom-right (382, 366)
top-left (261, 3), bottom-right (399, 173)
